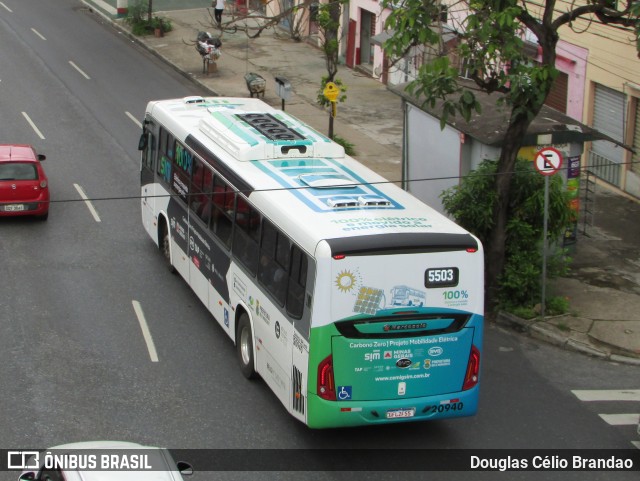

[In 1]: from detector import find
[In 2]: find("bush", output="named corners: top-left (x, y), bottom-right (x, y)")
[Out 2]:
top-left (124, 1), bottom-right (172, 36)
top-left (332, 135), bottom-right (355, 156)
top-left (546, 296), bottom-right (570, 316)
top-left (508, 305), bottom-right (537, 320)
top-left (152, 17), bottom-right (172, 33)
top-left (441, 157), bottom-right (573, 310)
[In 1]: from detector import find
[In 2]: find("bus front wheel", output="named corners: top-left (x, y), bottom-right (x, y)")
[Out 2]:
top-left (160, 221), bottom-right (176, 274)
top-left (237, 313), bottom-right (257, 379)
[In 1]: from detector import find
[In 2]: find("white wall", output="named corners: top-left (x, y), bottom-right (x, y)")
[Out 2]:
top-left (405, 103), bottom-right (461, 214)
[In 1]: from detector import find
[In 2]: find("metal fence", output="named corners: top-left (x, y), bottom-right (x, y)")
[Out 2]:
top-left (587, 150), bottom-right (622, 188)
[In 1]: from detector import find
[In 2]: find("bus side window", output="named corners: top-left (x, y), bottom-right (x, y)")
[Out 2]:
top-left (287, 246), bottom-right (308, 319)
top-left (166, 134), bottom-right (175, 160)
top-left (211, 175), bottom-right (233, 247)
top-left (158, 127), bottom-right (168, 157)
top-left (158, 128), bottom-right (176, 161)
top-left (141, 132), bottom-right (155, 172)
top-left (189, 158), bottom-right (211, 224)
top-left (157, 128), bottom-right (173, 186)
top-left (258, 221), bottom-right (289, 306)
top-left (232, 196), bottom-right (261, 275)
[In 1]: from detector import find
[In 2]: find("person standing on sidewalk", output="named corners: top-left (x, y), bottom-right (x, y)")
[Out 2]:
top-left (213, 0), bottom-right (224, 25)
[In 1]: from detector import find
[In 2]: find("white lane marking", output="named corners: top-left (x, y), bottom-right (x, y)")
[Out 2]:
top-left (598, 413), bottom-right (640, 426)
top-left (69, 61), bottom-right (91, 80)
top-left (73, 183), bottom-right (101, 222)
top-left (21, 112), bottom-right (45, 140)
top-left (631, 440), bottom-right (640, 449)
top-left (572, 390), bottom-right (640, 402)
top-left (31, 28), bottom-right (46, 40)
top-left (0, 2), bottom-right (12, 12)
top-left (125, 111), bottom-right (142, 129)
top-left (132, 300), bottom-right (159, 362)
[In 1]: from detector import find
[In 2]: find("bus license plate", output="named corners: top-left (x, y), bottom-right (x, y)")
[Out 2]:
top-left (4, 204), bottom-right (25, 211)
top-left (386, 408), bottom-right (415, 419)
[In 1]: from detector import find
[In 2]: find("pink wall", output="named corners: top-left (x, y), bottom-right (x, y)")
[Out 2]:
top-left (537, 41), bottom-right (588, 121)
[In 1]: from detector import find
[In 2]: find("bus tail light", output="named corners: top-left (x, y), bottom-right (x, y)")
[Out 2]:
top-left (462, 345), bottom-right (480, 390)
top-left (317, 355), bottom-right (336, 400)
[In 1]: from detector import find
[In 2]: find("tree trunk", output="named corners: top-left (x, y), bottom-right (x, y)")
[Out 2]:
top-left (484, 22), bottom-right (559, 315)
top-left (484, 111), bottom-right (535, 313)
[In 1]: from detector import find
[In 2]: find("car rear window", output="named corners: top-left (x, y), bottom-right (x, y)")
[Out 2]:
top-left (0, 163), bottom-right (37, 180)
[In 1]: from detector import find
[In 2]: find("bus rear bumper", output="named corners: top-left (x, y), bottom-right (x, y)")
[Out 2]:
top-left (306, 387), bottom-right (479, 429)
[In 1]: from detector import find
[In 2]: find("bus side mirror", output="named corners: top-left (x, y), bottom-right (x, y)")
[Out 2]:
top-left (138, 134), bottom-right (148, 151)
top-left (19, 473), bottom-right (36, 481)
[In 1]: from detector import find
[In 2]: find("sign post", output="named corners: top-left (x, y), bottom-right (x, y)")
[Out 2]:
top-left (323, 82), bottom-right (340, 138)
top-left (534, 147), bottom-right (563, 319)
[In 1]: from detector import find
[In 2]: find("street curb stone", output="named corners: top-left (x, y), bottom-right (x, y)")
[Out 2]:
top-left (496, 312), bottom-right (637, 365)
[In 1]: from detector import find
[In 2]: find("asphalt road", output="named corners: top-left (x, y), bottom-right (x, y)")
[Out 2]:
top-left (0, 1), bottom-right (638, 480)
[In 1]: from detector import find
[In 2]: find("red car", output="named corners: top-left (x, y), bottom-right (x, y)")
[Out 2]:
top-left (0, 144), bottom-right (49, 220)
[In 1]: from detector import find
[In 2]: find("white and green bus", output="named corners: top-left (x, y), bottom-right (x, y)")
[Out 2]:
top-left (138, 97), bottom-right (484, 428)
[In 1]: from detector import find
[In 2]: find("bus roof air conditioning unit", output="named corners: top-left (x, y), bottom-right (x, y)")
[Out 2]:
top-left (199, 108), bottom-right (345, 161)
top-left (327, 198), bottom-right (359, 208)
top-left (183, 96), bottom-right (206, 104)
top-left (358, 196), bottom-right (392, 207)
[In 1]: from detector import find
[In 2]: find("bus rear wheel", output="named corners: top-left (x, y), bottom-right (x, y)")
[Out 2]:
top-left (237, 313), bottom-right (257, 379)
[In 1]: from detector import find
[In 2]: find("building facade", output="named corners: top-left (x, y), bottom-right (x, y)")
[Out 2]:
top-left (361, 0), bottom-right (640, 198)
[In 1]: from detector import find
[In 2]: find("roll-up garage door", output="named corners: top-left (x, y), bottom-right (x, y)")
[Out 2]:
top-left (592, 84), bottom-right (625, 163)
top-left (633, 104), bottom-right (640, 175)
top-left (545, 71), bottom-right (568, 114)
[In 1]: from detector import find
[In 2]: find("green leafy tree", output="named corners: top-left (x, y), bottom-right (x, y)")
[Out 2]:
top-left (382, 0), bottom-right (640, 310)
top-left (441, 158), bottom-right (572, 308)
top-left (315, 0), bottom-right (348, 138)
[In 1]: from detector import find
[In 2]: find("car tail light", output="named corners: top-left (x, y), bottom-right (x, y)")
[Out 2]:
top-left (40, 180), bottom-right (47, 188)
top-left (317, 355), bottom-right (336, 400)
top-left (462, 345), bottom-right (480, 390)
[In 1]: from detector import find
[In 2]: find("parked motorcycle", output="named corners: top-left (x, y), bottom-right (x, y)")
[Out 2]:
top-left (196, 31), bottom-right (222, 61)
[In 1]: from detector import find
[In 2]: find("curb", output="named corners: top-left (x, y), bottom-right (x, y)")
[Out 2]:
top-left (495, 312), bottom-right (640, 366)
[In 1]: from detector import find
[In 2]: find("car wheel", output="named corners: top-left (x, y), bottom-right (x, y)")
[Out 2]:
top-left (38, 212), bottom-right (48, 221)
top-left (237, 313), bottom-right (257, 379)
top-left (160, 222), bottom-right (175, 273)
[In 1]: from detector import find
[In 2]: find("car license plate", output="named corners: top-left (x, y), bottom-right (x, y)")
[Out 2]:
top-left (386, 408), bottom-right (415, 419)
top-left (4, 204), bottom-right (25, 211)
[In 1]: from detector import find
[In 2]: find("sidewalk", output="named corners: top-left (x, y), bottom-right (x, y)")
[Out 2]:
top-left (84, 1), bottom-right (640, 365)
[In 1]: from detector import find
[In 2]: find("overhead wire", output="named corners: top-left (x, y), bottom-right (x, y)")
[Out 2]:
top-left (11, 158), bottom-right (640, 206)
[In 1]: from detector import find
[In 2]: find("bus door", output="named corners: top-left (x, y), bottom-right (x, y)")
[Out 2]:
top-left (252, 220), bottom-right (293, 410)
top-left (289, 259), bottom-right (314, 423)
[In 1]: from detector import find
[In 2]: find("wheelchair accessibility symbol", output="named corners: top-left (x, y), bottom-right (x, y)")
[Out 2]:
top-left (337, 385), bottom-right (352, 400)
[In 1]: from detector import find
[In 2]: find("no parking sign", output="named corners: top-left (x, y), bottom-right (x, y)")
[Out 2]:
top-left (535, 147), bottom-right (563, 176)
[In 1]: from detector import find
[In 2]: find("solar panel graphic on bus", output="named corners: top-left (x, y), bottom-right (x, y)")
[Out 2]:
top-left (353, 286), bottom-right (384, 314)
